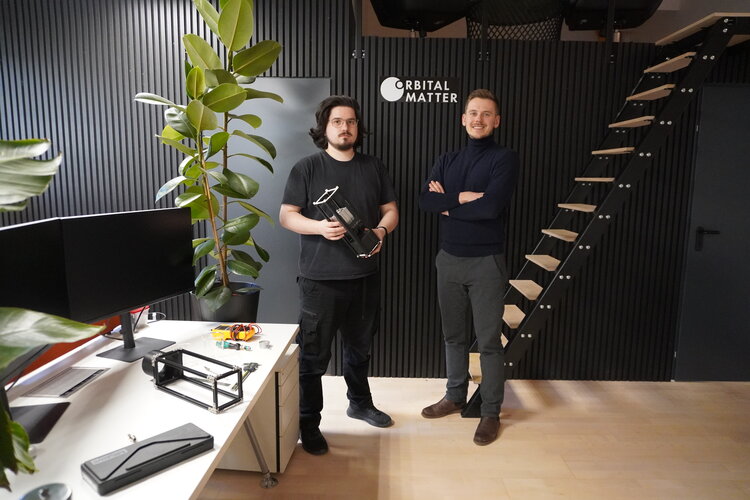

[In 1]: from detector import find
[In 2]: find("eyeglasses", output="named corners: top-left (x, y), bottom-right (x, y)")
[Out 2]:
top-left (329, 118), bottom-right (359, 128)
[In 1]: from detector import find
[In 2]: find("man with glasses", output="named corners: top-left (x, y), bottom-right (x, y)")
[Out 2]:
top-left (419, 89), bottom-right (519, 445)
top-left (280, 95), bottom-right (399, 455)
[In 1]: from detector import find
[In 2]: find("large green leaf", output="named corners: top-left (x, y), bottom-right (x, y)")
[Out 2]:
top-left (193, 238), bottom-right (216, 264)
top-left (0, 200), bottom-right (27, 212)
top-left (224, 213), bottom-right (259, 234)
top-left (229, 113), bottom-right (261, 128)
top-left (229, 153), bottom-right (273, 173)
top-left (232, 131), bottom-right (276, 159)
top-left (186, 100), bottom-right (218, 132)
top-left (10, 418), bottom-right (35, 473)
top-left (0, 139), bottom-right (49, 162)
top-left (0, 154), bottom-right (62, 210)
top-left (175, 190), bottom-right (205, 208)
top-left (207, 170), bottom-right (228, 185)
top-left (212, 185), bottom-right (246, 199)
top-left (238, 201), bottom-right (274, 225)
top-left (201, 285), bottom-right (232, 311)
top-left (202, 83), bottom-right (247, 113)
top-left (224, 169), bottom-right (259, 198)
top-left (227, 259), bottom-right (259, 278)
top-left (222, 230), bottom-right (251, 245)
top-left (182, 188), bottom-right (219, 221)
top-left (134, 93), bottom-right (179, 107)
top-left (155, 175), bottom-right (189, 202)
top-left (205, 69), bottom-right (237, 87)
top-left (179, 156), bottom-right (199, 177)
top-left (183, 34), bottom-right (222, 70)
top-left (246, 235), bottom-right (270, 262)
top-left (165, 107), bottom-right (197, 138)
top-left (0, 308), bottom-right (103, 370)
top-left (186, 67), bottom-right (207, 99)
top-left (194, 265), bottom-right (219, 296)
top-left (156, 135), bottom-right (196, 156)
top-left (193, 0), bottom-right (220, 36)
top-left (230, 248), bottom-right (263, 271)
top-left (207, 131), bottom-right (230, 158)
top-left (161, 124), bottom-right (185, 141)
top-left (218, 0), bottom-right (254, 52)
top-left (255, 240), bottom-right (270, 262)
top-left (184, 164), bottom-right (203, 181)
top-left (244, 88), bottom-right (283, 103)
top-left (0, 156), bottom-right (61, 176)
top-left (0, 407), bottom-right (34, 488)
top-left (233, 40), bottom-right (282, 77)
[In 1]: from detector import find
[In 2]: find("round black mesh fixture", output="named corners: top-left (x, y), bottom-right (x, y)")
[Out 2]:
top-left (466, 0), bottom-right (564, 41)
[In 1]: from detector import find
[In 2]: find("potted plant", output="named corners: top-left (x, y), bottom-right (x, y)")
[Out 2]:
top-left (135, 0), bottom-right (282, 320)
top-left (0, 138), bottom-right (104, 491)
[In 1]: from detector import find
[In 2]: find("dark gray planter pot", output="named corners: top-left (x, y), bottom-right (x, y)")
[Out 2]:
top-left (192, 282), bottom-right (260, 322)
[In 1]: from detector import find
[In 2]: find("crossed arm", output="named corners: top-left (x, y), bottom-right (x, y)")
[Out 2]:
top-left (427, 180), bottom-right (483, 215)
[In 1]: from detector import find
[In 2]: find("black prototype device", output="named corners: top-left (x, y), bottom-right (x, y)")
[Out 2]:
top-left (80, 423), bottom-right (213, 495)
top-left (313, 185), bottom-right (381, 258)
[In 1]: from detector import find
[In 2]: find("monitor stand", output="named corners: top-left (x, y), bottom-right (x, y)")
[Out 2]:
top-left (1, 387), bottom-right (70, 444)
top-left (97, 313), bottom-right (174, 363)
top-left (10, 402), bottom-right (71, 444)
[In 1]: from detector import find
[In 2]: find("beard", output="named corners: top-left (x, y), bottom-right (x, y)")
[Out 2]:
top-left (328, 140), bottom-right (354, 152)
top-left (327, 132), bottom-right (356, 151)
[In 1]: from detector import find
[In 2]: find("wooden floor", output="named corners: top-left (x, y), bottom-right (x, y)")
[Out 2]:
top-left (199, 377), bottom-right (750, 499)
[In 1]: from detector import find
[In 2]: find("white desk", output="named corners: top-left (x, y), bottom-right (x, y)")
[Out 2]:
top-left (6, 320), bottom-right (298, 499)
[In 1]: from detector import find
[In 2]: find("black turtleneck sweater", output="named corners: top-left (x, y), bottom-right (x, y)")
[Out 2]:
top-left (419, 136), bottom-right (519, 257)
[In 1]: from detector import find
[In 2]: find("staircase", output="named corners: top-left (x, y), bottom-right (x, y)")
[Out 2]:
top-left (464, 12), bottom-right (750, 417)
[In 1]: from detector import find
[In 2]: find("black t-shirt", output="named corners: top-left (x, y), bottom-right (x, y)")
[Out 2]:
top-left (282, 151), bottom-right (397, 280)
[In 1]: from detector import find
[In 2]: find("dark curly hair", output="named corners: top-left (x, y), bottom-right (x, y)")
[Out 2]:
top-left (309, 95), bottom-right (368, 149)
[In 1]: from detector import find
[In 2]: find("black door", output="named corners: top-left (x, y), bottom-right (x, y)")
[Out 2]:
top-left (675, 85), bottom-right (750, 381)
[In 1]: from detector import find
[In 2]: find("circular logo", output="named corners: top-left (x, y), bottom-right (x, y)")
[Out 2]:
top-left (380, 77), bottom-right (404, 102)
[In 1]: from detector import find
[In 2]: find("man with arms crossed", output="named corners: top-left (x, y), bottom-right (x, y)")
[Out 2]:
top-left (280, 96), bottom-right (399, 455)
top-left (419, 89), bottom-right (519, 445)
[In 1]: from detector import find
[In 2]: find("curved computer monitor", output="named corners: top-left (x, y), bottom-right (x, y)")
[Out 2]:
top-left (61, 208), bottom-right (195, 361)
top-left (0, 207), bottom-right (194, 441)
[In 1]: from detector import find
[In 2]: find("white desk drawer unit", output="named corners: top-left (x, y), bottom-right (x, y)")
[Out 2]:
top-left (219, 344), bottom-right (299, 474)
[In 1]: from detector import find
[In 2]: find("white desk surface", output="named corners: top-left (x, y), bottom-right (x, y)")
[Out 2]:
top-left (5, 320), bottom-right (298, 499)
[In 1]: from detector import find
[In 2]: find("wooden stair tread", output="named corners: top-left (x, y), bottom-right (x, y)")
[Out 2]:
top-left (656, 13), bottom-right (750, 47)
top-left (609, 116), bottom-right (655, 128)
top-left (644, 52), bottom-right (696, 73)
top-left (626, 84), bottom-right (676, 101)
top-left (558, 203), bottom-right (596, 212)
top-left (509, 279), bottom-right (543, 300)
top-left (575, 177), bottom-right (615, 182)
top-left (542, 228), bottom-right (578, 242)
top-left (503, 304), bottom-right (525, 329)
top-left (591, 147), bottom-right (635, 155)
top-left (526, 254), bottom-right (560, 272)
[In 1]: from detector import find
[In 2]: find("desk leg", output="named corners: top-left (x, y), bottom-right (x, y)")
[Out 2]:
top-left (242, 419), bottom-right (279, 488)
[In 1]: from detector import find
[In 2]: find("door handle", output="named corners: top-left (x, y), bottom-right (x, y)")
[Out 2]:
top-left (695, 226), bottom-right (721, 251)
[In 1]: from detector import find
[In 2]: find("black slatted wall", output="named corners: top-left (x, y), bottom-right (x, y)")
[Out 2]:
top-left (2, 0), bottom-right (748, 380)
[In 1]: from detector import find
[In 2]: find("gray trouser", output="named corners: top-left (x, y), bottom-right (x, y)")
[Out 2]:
top-left (435, 250), bottom-right (506, 417)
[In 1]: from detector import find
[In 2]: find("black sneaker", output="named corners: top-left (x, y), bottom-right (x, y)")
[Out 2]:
top-left (346, 404), bottom-right (394, 428)
top-left (300, 427), bottom-right (328, 455)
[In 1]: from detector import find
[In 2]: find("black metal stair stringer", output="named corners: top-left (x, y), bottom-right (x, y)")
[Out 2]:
top-left (462, 14), bottom-right (748, 417)
top-left (502, 18), bottom-right (738, 375)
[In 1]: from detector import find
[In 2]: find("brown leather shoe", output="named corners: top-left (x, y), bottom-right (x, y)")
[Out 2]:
top-left (473, 416), bottom-right (500, 445)
top-left (421, 397), bottom-right (466, 419)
